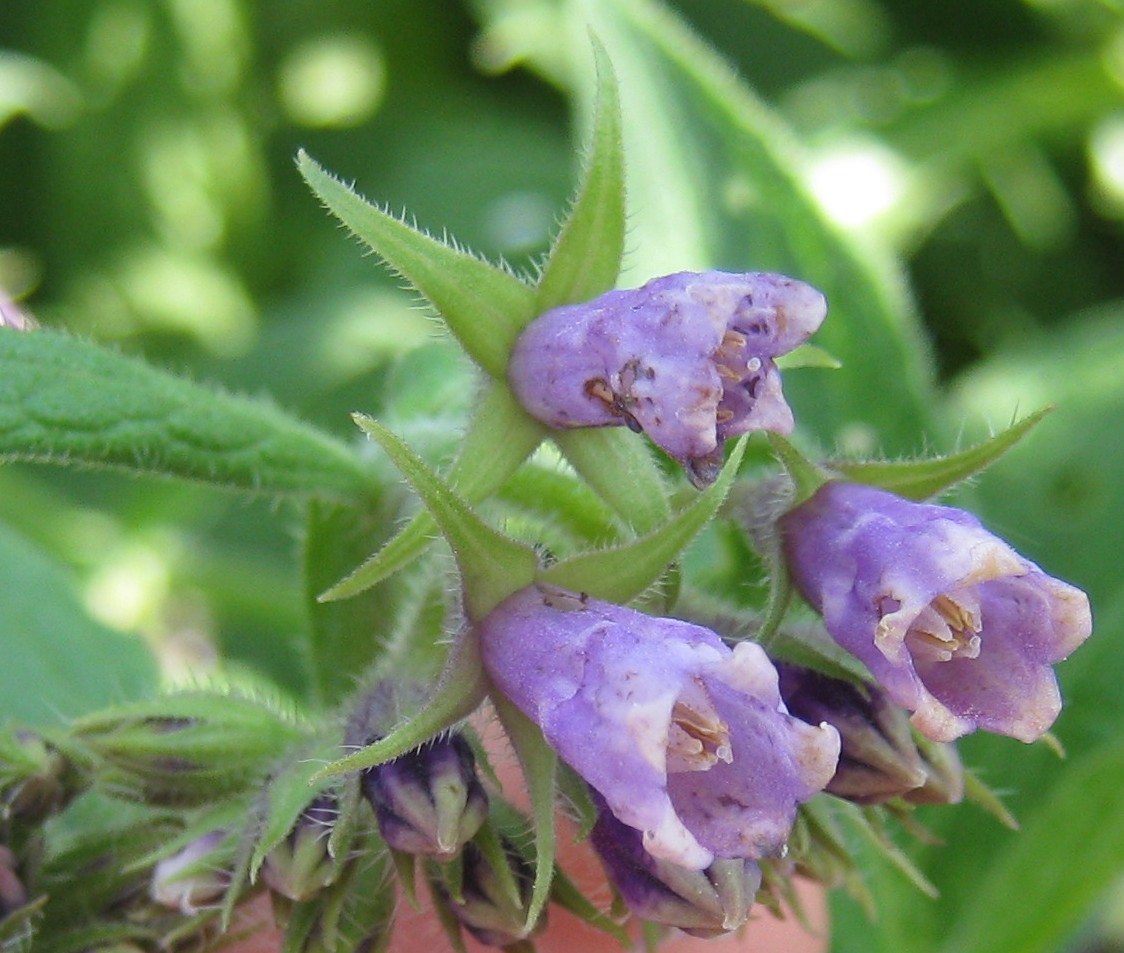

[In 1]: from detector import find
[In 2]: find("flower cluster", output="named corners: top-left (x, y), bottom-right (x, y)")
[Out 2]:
top-left (4, 79), bottom-right (1095, 952)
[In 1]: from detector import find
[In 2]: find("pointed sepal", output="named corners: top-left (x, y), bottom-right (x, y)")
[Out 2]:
top-left (298, 151), bottom-right (536, 378)
top-left (831, 407), bottom-right (1052, 500)
top-left (535, 37), bottom-right (626, 310)
top-left (350, 413), bottom-right (537, 621)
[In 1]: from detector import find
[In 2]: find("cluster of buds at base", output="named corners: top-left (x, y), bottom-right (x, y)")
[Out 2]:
top-left (508, 271), bottom-right (826, 487)
top-left (429, 837), bottom-right (544, 948)
top-left (589, 796), bottom-right (761, 938)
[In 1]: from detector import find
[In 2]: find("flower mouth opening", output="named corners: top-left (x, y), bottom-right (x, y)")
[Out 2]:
top-left (904, 589), bottom-right (983, 663)
top-left (667, 681), bottom-right (733, 773)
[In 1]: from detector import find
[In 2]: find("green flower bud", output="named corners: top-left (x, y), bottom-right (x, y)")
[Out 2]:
top-left (72, 693), bottom-right (304, 806)
top-left (260, 797), bottom-right (339, 902)
top-left (430, 836), bottom-right (544, 947)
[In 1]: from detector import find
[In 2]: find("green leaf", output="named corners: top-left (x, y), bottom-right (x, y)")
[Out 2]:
top-left (490, 693), bottom-right (558, 936)
top-left (553, 427), bottom-right (670, 534)
top-left (302, 498), bottom-right (416, 705)
top-left (321, 383), bottom-right (544, 601)
top-left (938, 740), bottom-right (1124, 953)
top-left (542, 435), bottom-right (746, 602)
top-left (297, 151), bottom-right (537, 379)
top-left (831, 407), bottom-right (1052, 501)
top-left (350, 413), bottom-right (537, 621)
top-left (0, 520), bottom-right (156, 724)
top-left (0, 330), bottom-right (374, 500)
top-left (535, 38), bottom-right (626, 309)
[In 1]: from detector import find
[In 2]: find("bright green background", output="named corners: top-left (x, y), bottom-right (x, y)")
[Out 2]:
top-left (2, 1), bottom-right (1122, 951)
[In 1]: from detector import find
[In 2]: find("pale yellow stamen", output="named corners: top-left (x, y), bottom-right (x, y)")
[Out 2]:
top-left (666, 696), bottom-right (733, 773)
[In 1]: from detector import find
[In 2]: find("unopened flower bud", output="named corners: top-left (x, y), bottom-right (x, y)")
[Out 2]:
top-left (590, 798), bottom-right (760, 938)
top-left (151, 831), bottom-right (232, 914)
top-left (260, 796), bottom-right (338, 901)
top-left (0, 846), bottom-right (28, 919)
top-left (1, 729), bottom-right (85, 825)
top-left (776, 664), bottom-right (927, 805)
top-left (73, 693), bottom-right (303, 806)
top-left (903, 739), bottom-right (964, 806)
top-left (361, 733), bottom-right (488, 860)
top-left (431, 837), bottom-right (544, 947)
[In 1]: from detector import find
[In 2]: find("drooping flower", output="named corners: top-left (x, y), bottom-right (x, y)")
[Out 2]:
top-left (477, 584), bottom-right (840, 870)
top-left (780, 481), bottom-right (1093, 743)
top-left (508, 271), bottom-right (827, 486)
top-left (588, 793), bottom-right (760, 938)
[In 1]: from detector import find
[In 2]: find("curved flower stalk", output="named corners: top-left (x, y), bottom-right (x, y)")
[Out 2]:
top-left (780, 481), bottom-right (1092, 742)
top-left (478, 583), bottom-right (840, 870)
top-left (508, 271), bottom-right (827, 486)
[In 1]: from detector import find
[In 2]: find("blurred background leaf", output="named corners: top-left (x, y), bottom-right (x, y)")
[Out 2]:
top-left (2, 0), bottom-right (1122, 949)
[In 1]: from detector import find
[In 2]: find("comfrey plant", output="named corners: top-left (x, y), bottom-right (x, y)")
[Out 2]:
top-left (0, 45), bottom-right (1094, 953)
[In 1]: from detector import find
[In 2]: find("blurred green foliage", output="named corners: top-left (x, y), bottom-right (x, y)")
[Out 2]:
top-left (2, 1), bottom-right (1122, 951)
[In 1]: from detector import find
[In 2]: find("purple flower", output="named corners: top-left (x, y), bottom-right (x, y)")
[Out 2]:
top-left (780, 482), bottom-right (1093, 743)
top-left (508, 271), bottom-right (827, 486)
top-left (477, 584), bottom-right (840, 869)
top-left (589, 794), bottom-right (760, 938)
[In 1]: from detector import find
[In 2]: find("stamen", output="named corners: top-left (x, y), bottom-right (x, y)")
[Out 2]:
top-left (666, 695), bottom-right (733, 773)
top-left (716, 363), bottom-right (743, 382)
top-left (932, 592), bottom-right (982, 634)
